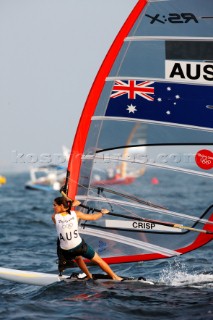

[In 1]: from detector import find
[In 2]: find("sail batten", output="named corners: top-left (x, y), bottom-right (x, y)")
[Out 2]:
top-left (125, 36), bottom-right (213, 41)
top-left (76, 196), bottom-right (213, 226)
top-left (83, 155), bottom-right (213, 179)
top-left (106, 76), bottom-right (213, 86)
top-left (79, 227), bottom-right (180, 257)
top-left (91, 117), bottom-right (213, 132)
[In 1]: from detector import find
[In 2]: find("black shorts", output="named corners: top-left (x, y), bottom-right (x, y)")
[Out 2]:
top-left (57, 238), bottom-right (95, 261)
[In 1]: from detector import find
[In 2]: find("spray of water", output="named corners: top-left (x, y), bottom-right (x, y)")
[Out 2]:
top-left (159, 258), bottom-right (213, 288)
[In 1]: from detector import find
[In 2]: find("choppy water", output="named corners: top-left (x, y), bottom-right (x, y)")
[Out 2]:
top-left (0, 173), bottom-right (212, 320)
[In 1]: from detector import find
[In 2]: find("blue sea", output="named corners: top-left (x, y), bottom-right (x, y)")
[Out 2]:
top-left (0, 173), bottom-right (212, 320)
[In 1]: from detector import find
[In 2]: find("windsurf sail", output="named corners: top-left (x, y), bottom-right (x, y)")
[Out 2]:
top-left (65, 0), bottom-right (213, 265)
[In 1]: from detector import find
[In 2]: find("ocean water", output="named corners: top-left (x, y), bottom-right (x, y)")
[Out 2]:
top-left (0, 173), bottom-right (212, 320)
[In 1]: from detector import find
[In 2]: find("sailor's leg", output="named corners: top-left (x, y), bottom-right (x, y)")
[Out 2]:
top-left (75, 256), bottom-right (92, 279)
top-left (91, 253), bottom-right (122, 280)
top-left (57, 242), bottom-right (75, 275)
top-left (57, 245), bottom-right (67, 275)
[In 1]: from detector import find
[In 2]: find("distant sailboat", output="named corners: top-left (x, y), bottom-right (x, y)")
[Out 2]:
top-left (25, 164), bottom-right (66, 191)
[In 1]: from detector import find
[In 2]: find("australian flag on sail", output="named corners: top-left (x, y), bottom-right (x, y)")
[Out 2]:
top-left (105, 80), bottom-right (213, 129)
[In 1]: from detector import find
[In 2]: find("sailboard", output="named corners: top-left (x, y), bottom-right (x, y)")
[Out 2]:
top-left (64, 0), bottom-right (213, 266)
top-left (0, 267), bottom-right (153, 286)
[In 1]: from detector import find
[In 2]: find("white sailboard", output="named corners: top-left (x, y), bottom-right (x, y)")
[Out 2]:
top-left (0, 267), bottom-right (65, 286)
top-left (0, 267), bottom-right (153, 286)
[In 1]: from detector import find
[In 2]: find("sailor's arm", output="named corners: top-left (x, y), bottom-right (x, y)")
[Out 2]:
top-left (60, 188), bottom-right (81, 207)
top-left (76, 209), bottom-right (109, 221)
top-left (72, 199), bottom-right (81, 207)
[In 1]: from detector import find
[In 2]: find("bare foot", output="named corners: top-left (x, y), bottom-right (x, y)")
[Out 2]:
top-left (113, 276), bottom-right (123, 281)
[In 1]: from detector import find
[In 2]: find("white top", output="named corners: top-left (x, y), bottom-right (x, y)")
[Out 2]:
top-left (55, 211), bottom-right (82, 250)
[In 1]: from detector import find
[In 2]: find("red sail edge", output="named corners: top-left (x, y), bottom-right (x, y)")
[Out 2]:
top-left (66, 0), bottom-right (148, 199)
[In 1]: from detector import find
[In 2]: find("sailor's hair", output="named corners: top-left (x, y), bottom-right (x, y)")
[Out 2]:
top-left (54, 197), bottom-right (73, 212)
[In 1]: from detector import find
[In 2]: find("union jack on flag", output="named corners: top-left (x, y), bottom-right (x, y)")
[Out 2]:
top-left (110, 80), bottom-right (155, 101)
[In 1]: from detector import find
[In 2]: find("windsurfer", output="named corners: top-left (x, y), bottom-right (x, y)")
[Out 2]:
top-left (52, 197), bottom-right (123, 281)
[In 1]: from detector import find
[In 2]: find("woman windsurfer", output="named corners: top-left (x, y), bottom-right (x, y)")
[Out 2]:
top-left (52, 197), bottom-right (122, 280)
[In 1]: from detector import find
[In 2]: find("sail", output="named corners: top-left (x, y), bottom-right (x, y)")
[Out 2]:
top-left (65, 0), bottom-right (213, 264)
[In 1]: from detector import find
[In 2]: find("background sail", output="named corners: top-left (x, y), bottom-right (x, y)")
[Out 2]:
top-left (66, 0), bottom-right (213, 264)
top-left (91, 123), bottom-right (147, 185)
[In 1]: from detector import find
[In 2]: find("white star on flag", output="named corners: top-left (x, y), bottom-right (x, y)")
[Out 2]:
top-left (126, 104), bottom-right (137, 113)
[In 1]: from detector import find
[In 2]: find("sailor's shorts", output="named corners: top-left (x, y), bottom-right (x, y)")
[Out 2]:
top-left (58, 239), bottom-right (95, 260)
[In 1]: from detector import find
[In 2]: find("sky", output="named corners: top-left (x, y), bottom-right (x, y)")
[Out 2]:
top-left (0, 0), bottom-right (137, 173)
